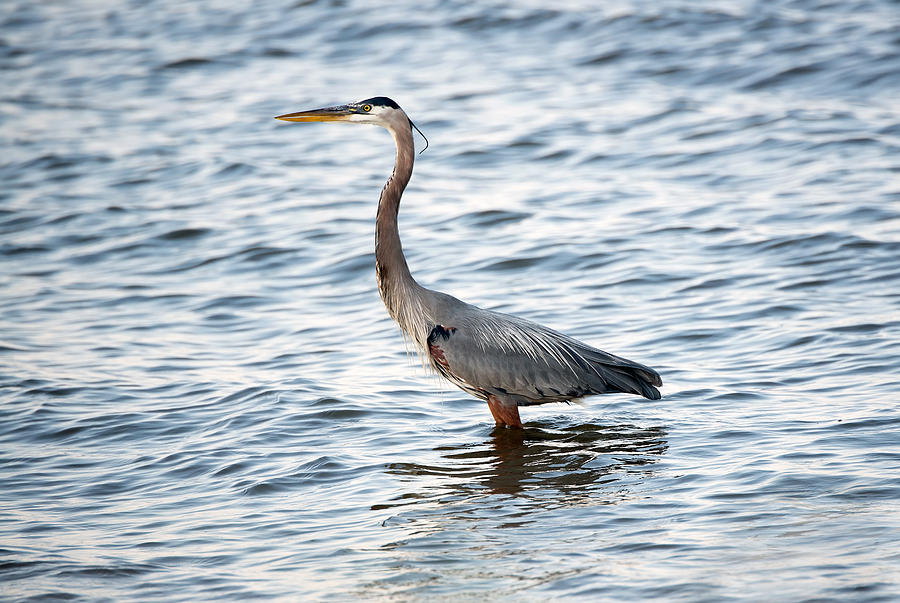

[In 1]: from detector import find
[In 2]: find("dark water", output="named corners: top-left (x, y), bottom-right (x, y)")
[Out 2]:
top-left (2, 0), bottom-right (900, 600)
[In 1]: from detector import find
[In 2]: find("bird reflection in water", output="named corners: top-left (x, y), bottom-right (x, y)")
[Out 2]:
top-left (381, 421), bottom-right (667, 503)
top-left (367, 422), bottom-right (667, 597)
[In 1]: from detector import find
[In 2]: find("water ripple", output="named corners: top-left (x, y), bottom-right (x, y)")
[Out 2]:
top-left (1, 0), bottom-right (899, 600)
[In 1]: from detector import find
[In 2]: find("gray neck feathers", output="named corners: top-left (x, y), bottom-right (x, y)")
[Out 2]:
top-left (375, 119), bottom-right (430, 351)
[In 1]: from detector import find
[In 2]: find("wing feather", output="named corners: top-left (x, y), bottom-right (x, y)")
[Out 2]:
top-left (425, 305), bottom-right (661, 405)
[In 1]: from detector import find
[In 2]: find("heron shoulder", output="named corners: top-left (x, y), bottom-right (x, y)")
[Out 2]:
top-left (417, 289), bottom-right (580, 367)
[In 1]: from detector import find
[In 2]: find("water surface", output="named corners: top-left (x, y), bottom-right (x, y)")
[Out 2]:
top-left (2, 0), bottom-right (899, 600)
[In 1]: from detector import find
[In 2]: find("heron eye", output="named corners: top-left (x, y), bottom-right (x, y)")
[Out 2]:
top-left (362, 104), bottom-right (372, 112)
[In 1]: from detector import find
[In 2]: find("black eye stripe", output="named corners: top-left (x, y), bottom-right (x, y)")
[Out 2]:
top-left (359, 96), bottom-right (399, 109)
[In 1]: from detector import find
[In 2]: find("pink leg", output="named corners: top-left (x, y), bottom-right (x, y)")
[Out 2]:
top-left (487, 395), bottom-right (523, 429)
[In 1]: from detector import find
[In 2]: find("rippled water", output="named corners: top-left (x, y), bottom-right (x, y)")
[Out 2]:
top-left (3, 0), bottom-right (900, 600)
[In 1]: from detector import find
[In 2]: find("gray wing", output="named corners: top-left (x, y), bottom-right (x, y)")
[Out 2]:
top-left (425, 307), bottom-right (662, 405)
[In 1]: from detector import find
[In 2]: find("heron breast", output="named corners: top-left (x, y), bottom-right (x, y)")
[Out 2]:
top-left (428, 342), bottom-right (450, 369)
top-left (426, 324), bottom-right (457, 370)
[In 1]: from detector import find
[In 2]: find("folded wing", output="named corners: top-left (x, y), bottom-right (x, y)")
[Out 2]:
top-left (426, 309), bottom-right (661, 406)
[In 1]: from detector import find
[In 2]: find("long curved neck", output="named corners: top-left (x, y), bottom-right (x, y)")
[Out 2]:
top-left (375, 118), bottom-right (424, 336)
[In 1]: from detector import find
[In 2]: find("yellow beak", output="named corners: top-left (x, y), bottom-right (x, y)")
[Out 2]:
top-left (274, 104), bottom-right (353, 122)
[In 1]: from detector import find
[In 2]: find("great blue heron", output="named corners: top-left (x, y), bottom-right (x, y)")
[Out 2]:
top-left (276, 96), bottom-right (662, 428)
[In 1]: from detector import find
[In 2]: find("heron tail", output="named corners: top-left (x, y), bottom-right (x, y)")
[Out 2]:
top-left (599, 364), bottom-right (662, 400)
top-left (577, 351), bottom-right (663, 400)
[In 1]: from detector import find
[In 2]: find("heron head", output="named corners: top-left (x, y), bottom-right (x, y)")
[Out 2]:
top-left (276, 96), bottom-right (428, 151)
top-left (275, 96), bottom-right (403, 127)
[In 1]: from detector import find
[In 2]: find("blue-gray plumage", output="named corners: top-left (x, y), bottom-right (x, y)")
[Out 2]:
top-left (276, 97), bottom-right (662, 428)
